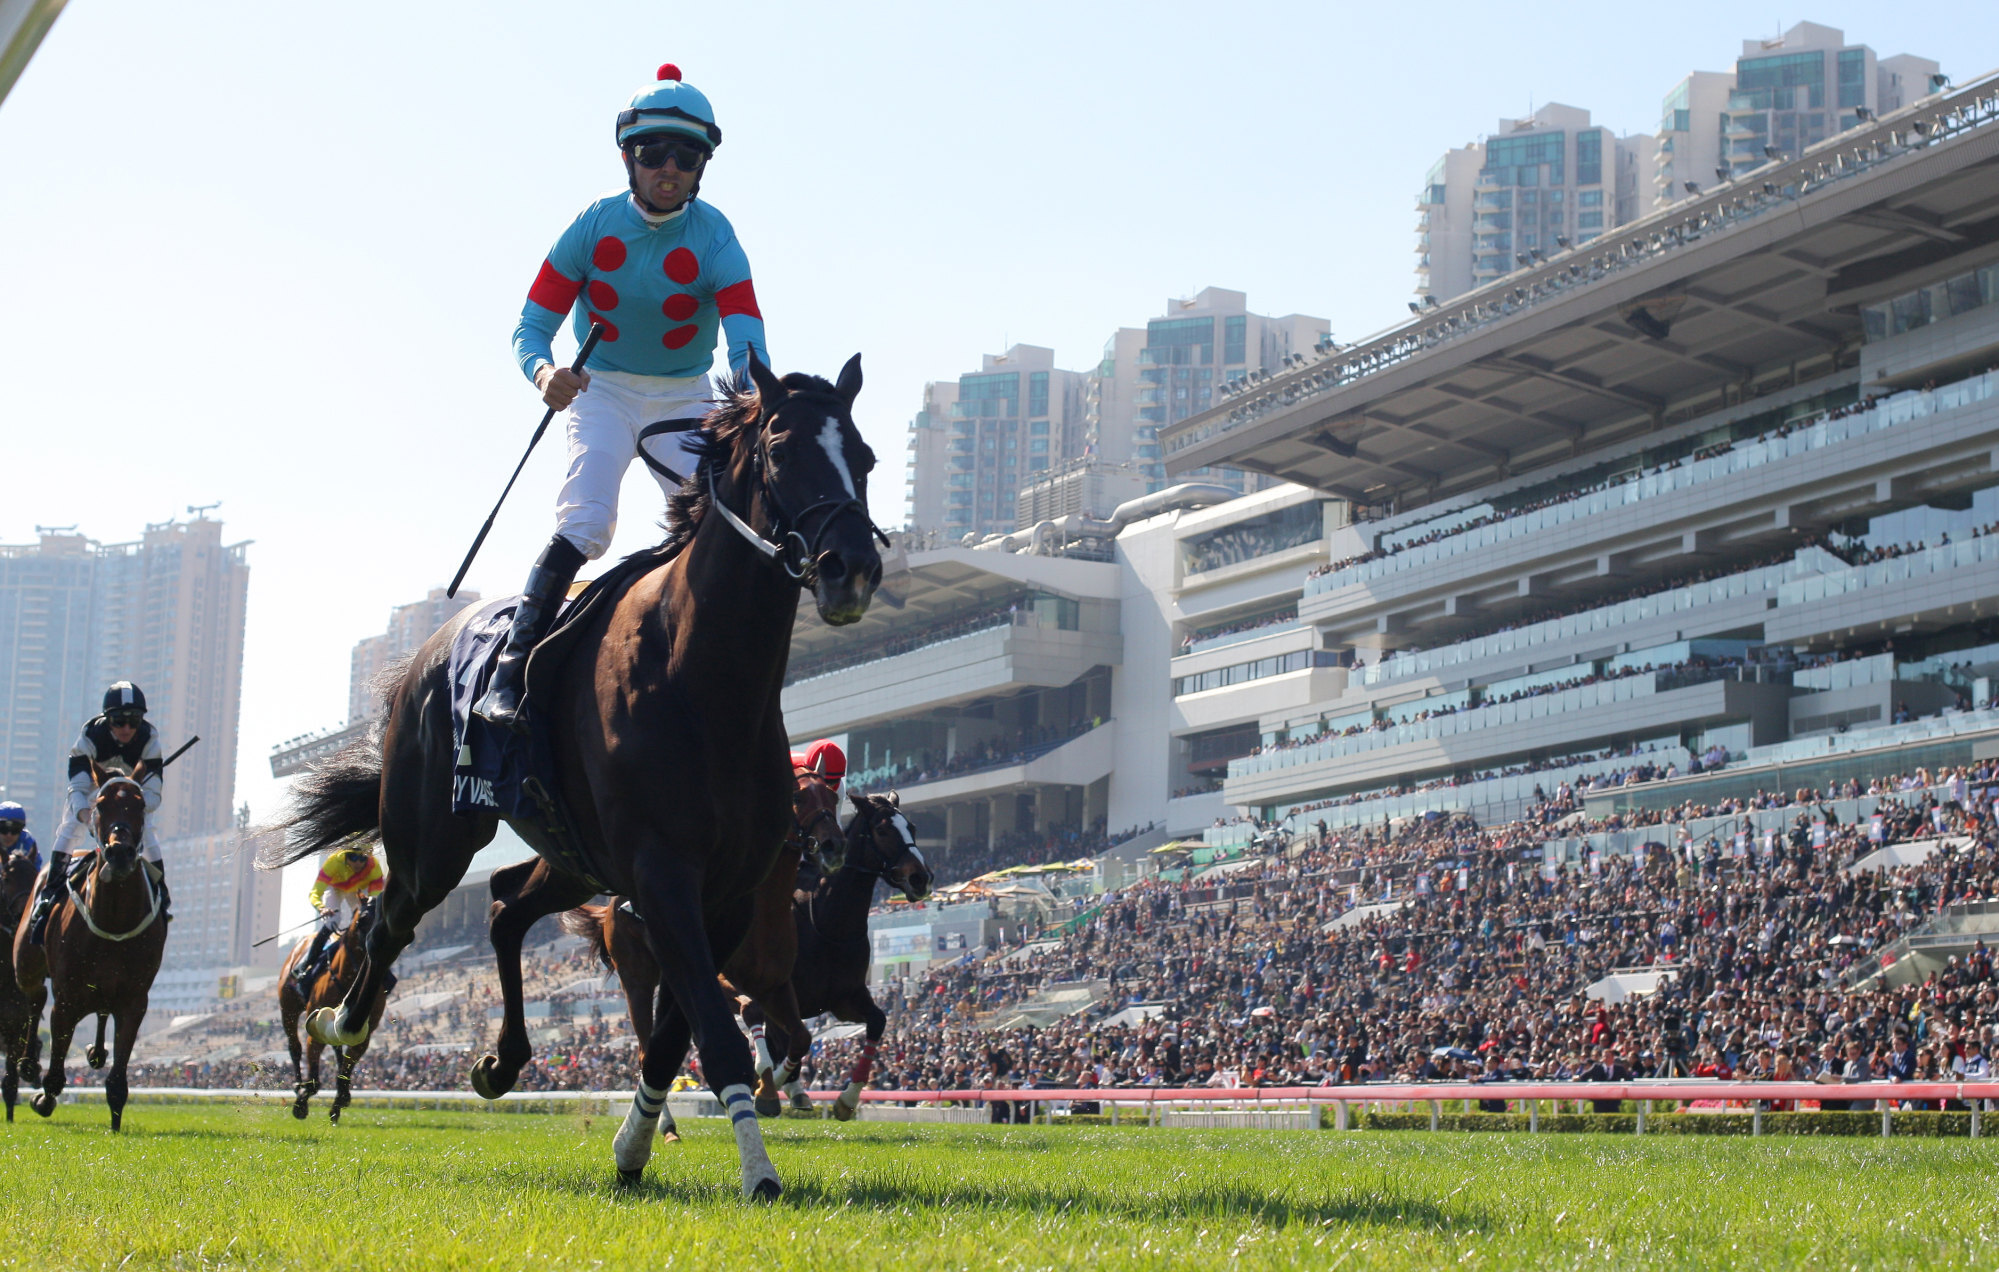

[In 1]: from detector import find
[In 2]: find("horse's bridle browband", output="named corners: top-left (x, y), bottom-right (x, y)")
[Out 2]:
top-left (705, 391), bottom-right (890, 585)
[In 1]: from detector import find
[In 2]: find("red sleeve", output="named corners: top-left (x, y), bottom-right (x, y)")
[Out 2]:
top-left (715, 278), bottom-right (762, 320)
top-left (527, 259), bottom-right (582, 314)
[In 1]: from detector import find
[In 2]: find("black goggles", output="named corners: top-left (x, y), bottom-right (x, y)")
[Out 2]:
top-left (627, 137), bottom-right (710, 172)
top-left (108, 711), bottom-right (144, 727)
top-left (0, 822), bottom-right (21, 835)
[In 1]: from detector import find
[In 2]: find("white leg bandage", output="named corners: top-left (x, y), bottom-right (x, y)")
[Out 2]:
top-left (721, 1083), bottom-right (780, 1199)
top-left (750, 1023), bottom-right (773, 1078)
top-left (615, 1079), bottom-right (668, 1174)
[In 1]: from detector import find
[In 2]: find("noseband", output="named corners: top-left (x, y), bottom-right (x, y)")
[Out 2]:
top-left (705, 391), bottom-right (890, 585)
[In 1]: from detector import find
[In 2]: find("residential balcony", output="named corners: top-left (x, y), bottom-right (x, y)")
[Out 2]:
top-left (783, 615), bottom-right (1122, 738)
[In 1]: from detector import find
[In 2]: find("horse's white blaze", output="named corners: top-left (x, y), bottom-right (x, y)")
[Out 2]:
top-left (817, 415), bottom-right (856, 498)
top-left (890, 812), bottom-right (924, 866)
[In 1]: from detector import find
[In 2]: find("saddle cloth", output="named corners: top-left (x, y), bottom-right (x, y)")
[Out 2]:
top-left (445, 544), bottom-right (674, 890)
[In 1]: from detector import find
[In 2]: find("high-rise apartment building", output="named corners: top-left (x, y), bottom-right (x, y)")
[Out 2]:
top-left (0, 515), bottom-right (249, 840)
top-left (911, 345), bottom-right (1092, 542)
top-left (1091, 289), bottom-right (1328, 494)
top-left (349, 587), bottom-right (481, 724)
top-left (1417, 105), bottom-right (1651, 303)
top-left (1655, 24), bottom-right (1938, 208)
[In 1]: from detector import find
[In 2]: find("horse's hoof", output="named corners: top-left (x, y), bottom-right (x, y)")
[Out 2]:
top-left (748, 1177), bottom-right (782, 1203)
top-left (29, 1094), bottom-right (54, 1119)
top-left (831, 1101), bottom-right (856, 1123)
top-left (291, 1099), bottom-right (309, 1121)
top-left (329, 1105), bottom-right (342, 1125)
top-left (789, 1093), bottom-right (813, 1113)
top-left (616, 1168), bottom-right (643, 1187)
top-left (659, 1128), bottom-right (680, 1144)
top-left (755, 1094), bottom-right (780, 1119)
top-left (110, 1113), bottom-right (121, 1133)
top-left (86, 1046), bottom-right (107, 1070)
top-left (469, 1055), bottom-right (511, 1101)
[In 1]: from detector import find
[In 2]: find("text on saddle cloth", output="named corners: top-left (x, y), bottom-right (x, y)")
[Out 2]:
top-left (446, 547), bottom-right (671, 890)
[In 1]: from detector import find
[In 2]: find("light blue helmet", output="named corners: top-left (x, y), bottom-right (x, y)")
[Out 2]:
top-left (615, 63), bottom-right (721, 149)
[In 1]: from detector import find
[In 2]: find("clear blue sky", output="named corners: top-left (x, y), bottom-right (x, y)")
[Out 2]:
top-left (2, 0), bottom-right (1992, 862)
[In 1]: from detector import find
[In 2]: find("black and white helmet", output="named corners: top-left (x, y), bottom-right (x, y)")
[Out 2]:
top-left (102, 682), bottom-right (147, 716)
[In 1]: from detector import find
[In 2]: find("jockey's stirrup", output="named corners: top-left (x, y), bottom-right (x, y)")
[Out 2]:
top-left (474, 534), bottom-right (586, 735)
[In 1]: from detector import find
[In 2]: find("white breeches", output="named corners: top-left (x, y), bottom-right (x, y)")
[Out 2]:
top-left (319, 893), bottom-right (360, 932)
top-left (52, 812), bottom-right (160, 861)
top-left (554, 369), bottom-right (716, 561)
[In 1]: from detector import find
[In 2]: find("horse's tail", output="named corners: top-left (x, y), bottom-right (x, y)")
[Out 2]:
top-left (260, 731), bottom-right (383, 870)
top-left (560, 905), bottom-right (612, 969)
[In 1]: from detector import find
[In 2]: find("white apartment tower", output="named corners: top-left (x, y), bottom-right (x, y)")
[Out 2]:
top-left (348, 587), bottom-right (481, 724)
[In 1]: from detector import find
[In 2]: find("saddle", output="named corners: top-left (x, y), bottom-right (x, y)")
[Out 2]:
top-left (447, 544), bottom-right (674, 892)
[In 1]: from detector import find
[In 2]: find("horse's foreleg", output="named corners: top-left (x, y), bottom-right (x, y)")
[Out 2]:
top-left (313, 886), bottom-right (413, 1048)
top-left (628, 874), bottom-right (776, 1200)
top-left (23, 987), bottom-right (43, 1085)
top-left (740, 999), bottom-right (780, 1118)
top-left (85, 1013), bottom-right (108, 1070)
top-left (473, 862), bottom-right (594, 1100)
top-left (757, 986), bottom-right (813, 1115)
top-left (832, 994), bottom-right (887, 1122)
top-left (105, 1001), bottom-right (144, 1132)
top-left (614, 1001), bottom-right (692, 1174)
top-left (2, 1040), bottom-right (16, 1122)
top-left (30, 998), bottom-right (79, 1119)
top-left (330, 1047), bottom-right (359, 1124)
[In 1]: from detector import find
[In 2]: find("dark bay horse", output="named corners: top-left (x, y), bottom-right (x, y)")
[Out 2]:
top-left (278, 900), bottom-right (387, 1122)
top-left (556, 771), bottom-right (850, 1123)
top-left (569, 791), bottom-right (931, 1130)
top-left (1, 845), bottom-right (45, 1121)
top-left (11, 776), bottom-right (166, 1129)
top-left (266, 357), bottom-right (881, 1199)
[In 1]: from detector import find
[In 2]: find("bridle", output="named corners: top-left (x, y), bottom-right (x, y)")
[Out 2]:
top-left (91, 776), bottom-right (146, 849)
top-left (704, 389), bottom-right (890, 585)
top-left (785, 774), bottom-right (845, 863)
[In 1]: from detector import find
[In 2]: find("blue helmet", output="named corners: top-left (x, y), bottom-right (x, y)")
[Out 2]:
top-left (616, 63), bottom-right (721, 149)
top-left (0, 800), bottom-right (23, 828)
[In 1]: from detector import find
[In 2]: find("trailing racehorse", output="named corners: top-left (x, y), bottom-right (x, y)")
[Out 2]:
top-left (568, 791), bottom-right (931, 1130)
top-left (265, 357), bottom-right (882, 1198)
top-left (0, 845), bottom-right (46, 1121)
top-left (497, 766), bottom-right (847, 1120)
top-left (11, 775), bottom-right (167, 1130)
top-left (278, 899), bottom-right (387, 1123)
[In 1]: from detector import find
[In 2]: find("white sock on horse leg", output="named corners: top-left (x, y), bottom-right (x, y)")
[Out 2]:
top-left (772, 1057), bottom-right (795, 1087)
top-left (750, 1025), bottom-right (773, 1077)
top-left (721, 1083), bottom-right (780, 1197)
top-left (615, 1079), bottom-right (667, 1173)
top-left (838, 1079), bottom-right (863, 1114)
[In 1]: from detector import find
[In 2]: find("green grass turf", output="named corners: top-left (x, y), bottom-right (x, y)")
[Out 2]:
top-left (2, 1102), bottom-right (1996, 1269)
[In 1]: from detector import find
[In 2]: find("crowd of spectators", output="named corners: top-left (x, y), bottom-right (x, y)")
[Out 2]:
top-left (1183, 515), bottom-right (1321, 575)
top-left (1825, 518), bottom-right (1999, 568)
top-left (1274, 743), bottom-right (1696, 824)
top-left (1178, 609), bottom-right (1297, 654)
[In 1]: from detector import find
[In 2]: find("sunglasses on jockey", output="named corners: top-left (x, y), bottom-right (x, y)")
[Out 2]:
top-left (625, 136), bottom-right (711, 173)
top-left (0, 822), bottom-right (21, 836)
top-left (107, 710), bottom-right (144, 728)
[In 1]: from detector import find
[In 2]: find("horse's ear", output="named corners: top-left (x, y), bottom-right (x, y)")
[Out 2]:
top-left (848, 790), bottom-right (867, 811)
top-left (835, 353), bottom-right (863, 407)
top-left (747, 350), bottom-right (785, 408)
top-left (888, 790), bottom-right (900, 808)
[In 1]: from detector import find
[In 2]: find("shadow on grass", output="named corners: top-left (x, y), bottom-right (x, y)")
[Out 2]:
top-left (517, 1162), bottom-right (1489, 1233)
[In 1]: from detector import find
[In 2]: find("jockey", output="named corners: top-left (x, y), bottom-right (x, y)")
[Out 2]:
top-left (0, 800), bottom-right (38, 870)
top-left (475, 61), bottom-right (769, 733)
top-left (791, 739), bottom-right (847, 791)
top-left (294, 846), bottom-right (385, 988)
top-left (27, 682), bottom-right (170, 944)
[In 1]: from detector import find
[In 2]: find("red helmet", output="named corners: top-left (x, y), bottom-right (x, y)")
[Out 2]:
top-left (798, 739), bottom-right (847, 787)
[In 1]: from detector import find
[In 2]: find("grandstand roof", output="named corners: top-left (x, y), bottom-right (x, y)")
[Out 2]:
top-left (1165, 77), bottom-right (1999, 503)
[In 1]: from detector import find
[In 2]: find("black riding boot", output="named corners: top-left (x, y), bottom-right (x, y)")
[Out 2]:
top-left (148, 859), bottom-right (172, 923)
top-left (25, 850), bottom-right (69, 946)
top-left (473, 535), bottom-right (587, 734)
top-left (297, 926), bottom-right (332, 987)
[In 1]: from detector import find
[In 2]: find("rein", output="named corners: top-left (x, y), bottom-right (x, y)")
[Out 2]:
top-left (689, 391), bottom-right (889, 585)
top-left (67, 774), bottom-right (163, 941)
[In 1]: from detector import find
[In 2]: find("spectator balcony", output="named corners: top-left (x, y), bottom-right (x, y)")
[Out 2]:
top-left (1769, 533), bottom-right (1999, 648)
top-left (1298, 374), bottom-right (1999, 643)
top-left (858, 720), bottom-right (1116, 813)
top-left (1222, 670), bottom-right (1791, 810)
top-left (783, 610), bottom-right (1121, 739)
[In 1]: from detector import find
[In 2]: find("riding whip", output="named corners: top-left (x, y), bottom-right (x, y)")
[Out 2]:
top-left (447, 322), bottom-right (606, 598)
top-left (131, 734), bottom-right (200, 784)
top-left (250, 912), bottom-right (324, 949)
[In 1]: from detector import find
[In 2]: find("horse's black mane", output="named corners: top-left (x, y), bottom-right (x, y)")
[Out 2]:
top-left (653, 370), bottom-right (841, 558)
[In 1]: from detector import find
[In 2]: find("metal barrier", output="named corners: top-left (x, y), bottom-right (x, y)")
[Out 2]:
top-left (57, 1079), bottom-right (1999, 1139)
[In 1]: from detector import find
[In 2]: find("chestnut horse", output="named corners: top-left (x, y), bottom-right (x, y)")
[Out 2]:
top-left (0, 845), bottom-right (45, 1121)
top-left (488, 765), bottom-right (847, 1114)
top-left (568, 791), bottom-right (932, 1132)
top-left (11, 775), bottom-right (166, 1130)
top-left (266, 357), bottom-right (882, 1199)
top-left (278, 899), bottom-right (388, 1123)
